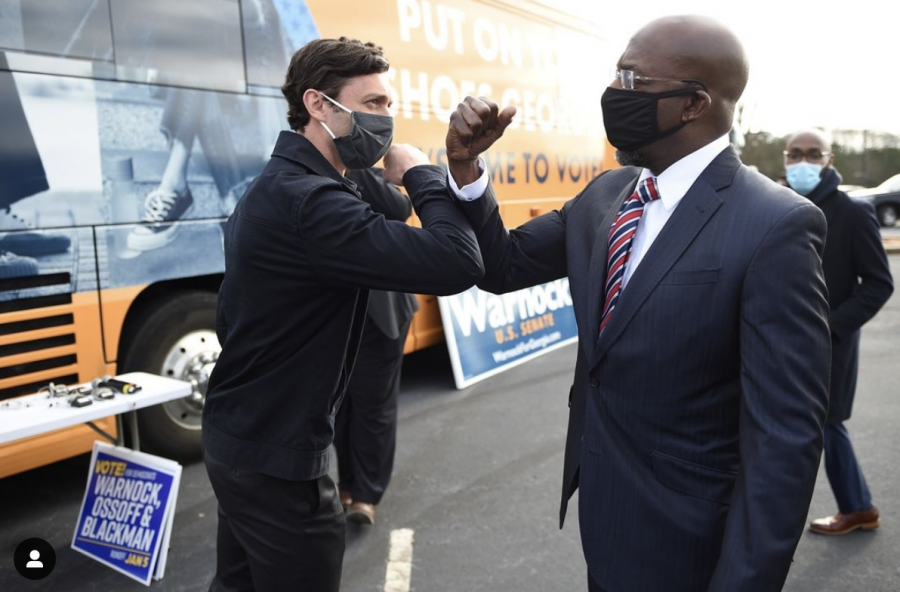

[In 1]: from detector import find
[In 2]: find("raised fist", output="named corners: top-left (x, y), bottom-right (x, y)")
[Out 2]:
top-left (446, 96), bottom-right (516, 163)
top-left (383, 143), bottom-right (431, 186)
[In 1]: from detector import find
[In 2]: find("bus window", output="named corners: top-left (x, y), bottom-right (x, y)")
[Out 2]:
top-left (109, 0), bottom-right (245, 92)
top-left (0, 0), bottom-right (113, 62)
top-left (241, 0), bottom-right (319, 89)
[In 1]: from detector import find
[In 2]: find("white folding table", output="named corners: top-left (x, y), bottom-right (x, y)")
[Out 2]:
top-left (0, 372), bottom-right (192, 451)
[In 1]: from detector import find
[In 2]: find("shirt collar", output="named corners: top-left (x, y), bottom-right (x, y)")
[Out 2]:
top-left (638, 134), bottom-right (731, 211)
top-left (271, 130), bottom-right (358, 193)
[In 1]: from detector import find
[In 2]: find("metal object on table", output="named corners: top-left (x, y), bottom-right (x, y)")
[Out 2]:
top-left (0, 373), bottom-right (189, 452)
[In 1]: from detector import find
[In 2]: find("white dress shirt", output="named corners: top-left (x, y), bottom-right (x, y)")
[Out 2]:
top-left (449, 134), bottom-right (731, 288)
top-left (623, 135), bottom-right (729, 287)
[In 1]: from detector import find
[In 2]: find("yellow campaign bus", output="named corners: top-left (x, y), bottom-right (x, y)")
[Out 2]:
top-left (0, 0), bottom-right (616, 477)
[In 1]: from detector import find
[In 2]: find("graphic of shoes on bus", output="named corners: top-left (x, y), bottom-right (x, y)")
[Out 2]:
top-left (0, 251), bottom-right (39, 279)
top-left (0, 208), bottom-right (71, 256)
top-left (127, 188), bottom-right (194, 252)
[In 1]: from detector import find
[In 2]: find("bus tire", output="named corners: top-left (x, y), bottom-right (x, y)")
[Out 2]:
top-left (121, 291), bottom-right (220, 460)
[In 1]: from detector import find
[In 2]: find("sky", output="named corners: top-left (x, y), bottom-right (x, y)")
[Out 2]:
top-left (539, 0), bottom-right (898, 137)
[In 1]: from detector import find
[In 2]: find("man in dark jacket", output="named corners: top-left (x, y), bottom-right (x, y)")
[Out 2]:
top-left (783, 129), bottom-right (894, 535)
top-left (203, 38), bottom-right (483, 592)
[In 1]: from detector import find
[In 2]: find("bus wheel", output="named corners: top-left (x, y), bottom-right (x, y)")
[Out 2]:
top-left (122, 291), bottom-right (219, 460)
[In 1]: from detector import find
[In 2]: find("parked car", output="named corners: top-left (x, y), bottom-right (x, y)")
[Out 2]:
top-left (849, 173), bottom-right (900, 227)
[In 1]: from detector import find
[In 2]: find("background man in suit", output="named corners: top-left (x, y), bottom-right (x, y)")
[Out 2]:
top-left (444, 16), bottom-right (831, 592)
top-left (336, 167), bottom-right (420, 526)
top-left (782, 129), bottom-right (894, 535)
top-left (203, 38), bottom-right (483, 592)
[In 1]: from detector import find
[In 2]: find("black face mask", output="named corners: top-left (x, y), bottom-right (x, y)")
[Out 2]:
top-left (320, 92), bottom-right (394, 170)
top-left (601, 86), bottom-right (699, 152)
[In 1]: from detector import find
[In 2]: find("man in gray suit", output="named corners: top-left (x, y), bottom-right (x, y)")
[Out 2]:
top-left (444, 16), bottom-right (831, 592)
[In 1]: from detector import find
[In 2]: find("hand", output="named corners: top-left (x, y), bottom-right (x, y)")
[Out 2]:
top-left (383, 144), bottom-right (430, 186)
top-left (446, 96), bottom-right (516, 185)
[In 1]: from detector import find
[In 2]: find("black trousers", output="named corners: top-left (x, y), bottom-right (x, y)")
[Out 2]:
top-left (204, 451), bottom-right (345, 592)
top-left (334, 317), bottom-right (409, 504)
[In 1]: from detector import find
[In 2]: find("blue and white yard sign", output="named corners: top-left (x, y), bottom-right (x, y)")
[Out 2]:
top-left (439, 279), bottom-right (579, 389)
top-left (72, 442), bottom-right (182, 586)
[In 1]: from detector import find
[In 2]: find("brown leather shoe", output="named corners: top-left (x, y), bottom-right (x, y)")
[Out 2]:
top-left (339, 490), bottom-right (352, 509)
top-left (346, 502), bottom-right (376, 525)
top-left (809, 507), bottom-right (880, 535)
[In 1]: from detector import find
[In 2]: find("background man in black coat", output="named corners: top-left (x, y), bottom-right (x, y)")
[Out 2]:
top-left (783, 129), bottom-right (894, 535)
top-left (336, 167), bottom-right (419, 526)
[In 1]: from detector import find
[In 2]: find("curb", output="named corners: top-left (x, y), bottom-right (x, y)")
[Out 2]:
top-left (884, 239), bottom-right (900, 255)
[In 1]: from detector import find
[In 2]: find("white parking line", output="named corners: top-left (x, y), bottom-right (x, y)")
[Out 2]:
top-left (383, 528), bottom-right (415, 592)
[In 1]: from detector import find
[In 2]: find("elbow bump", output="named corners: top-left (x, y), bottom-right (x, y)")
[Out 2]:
top-left (475, 276), bottom-right (509, 295)
top-left (441, 257), bottom-right (484, 296)
top-left (460, 246), bottom-right (485, 281)
top-left (462, 256), bottom-right (486, 286)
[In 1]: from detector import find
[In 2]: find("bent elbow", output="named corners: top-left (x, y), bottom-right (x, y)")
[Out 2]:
top-left (435, 254), bottom-right (484, 296)
top-left (456, 256), bottom-right (486, 291)
top-left (476, 276), bottom-right (508, 295)
top-left (459, 247), bottom-right (485, 285)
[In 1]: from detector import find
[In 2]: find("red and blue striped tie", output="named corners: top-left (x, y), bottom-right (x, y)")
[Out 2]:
top-left (600, 177), bottom-right (661, 333)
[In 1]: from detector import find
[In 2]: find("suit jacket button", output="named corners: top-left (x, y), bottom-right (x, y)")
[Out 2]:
top-left (589, 375), bottom-right (599, 388)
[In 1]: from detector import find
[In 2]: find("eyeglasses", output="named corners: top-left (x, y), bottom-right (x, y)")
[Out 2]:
top-left (783, 150), bottom-right (831, 163)
top-left (611, 69), bottom-right (708, 92)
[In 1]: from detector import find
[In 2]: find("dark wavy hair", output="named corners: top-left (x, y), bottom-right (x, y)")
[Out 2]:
top-left (281, 37), bottom-right (389, 131)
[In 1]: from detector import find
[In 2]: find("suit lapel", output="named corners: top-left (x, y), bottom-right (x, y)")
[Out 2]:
top-left (591, 154), bottom-right (738, 368)
top-left (584, 175), bottom-right (640, 358)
